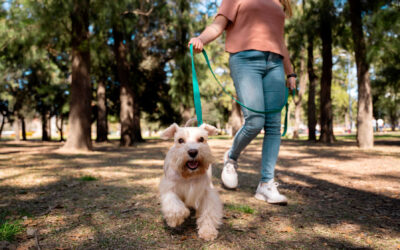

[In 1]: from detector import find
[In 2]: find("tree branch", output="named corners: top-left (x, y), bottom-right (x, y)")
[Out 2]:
top-left (121, 6), bottom-right (154, 16)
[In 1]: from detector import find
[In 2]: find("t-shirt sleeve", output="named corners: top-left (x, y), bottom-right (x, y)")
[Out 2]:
top-left (216, 0), bottom-right (240, 23)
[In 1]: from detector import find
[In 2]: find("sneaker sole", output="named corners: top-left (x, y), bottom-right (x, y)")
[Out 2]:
top-left (221, 181), bottom-right (238, 190)
top-left (254, 193), bottom-right (288, 206)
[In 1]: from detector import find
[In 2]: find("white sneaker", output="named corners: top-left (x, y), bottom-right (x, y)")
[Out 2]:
top-left (254, 179), bottom-right (288, 205)
top-left (221, 151), bottom-right (238, 189)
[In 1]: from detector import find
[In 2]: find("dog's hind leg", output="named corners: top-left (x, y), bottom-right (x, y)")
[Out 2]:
top-left (161, 191), bottom-right (190, 228)
top-left (196, 188), bottom-right (223, 240)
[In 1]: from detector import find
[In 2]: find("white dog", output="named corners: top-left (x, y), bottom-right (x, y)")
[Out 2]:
top-left (159, 123), bottom-right (223, 241)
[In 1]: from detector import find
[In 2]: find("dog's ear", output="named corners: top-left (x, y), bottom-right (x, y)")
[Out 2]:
top-left (200, 123), bottom-right (218, 136)
top-left (160, 123), bottom-right (179, 139)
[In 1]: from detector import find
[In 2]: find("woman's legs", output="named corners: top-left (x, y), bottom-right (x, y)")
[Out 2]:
top-left (228, 50), bottom-right (267, 161)
top-left (224, 51), bottom-right (287, 203)
top-left (260, 59), bottom-right (286, 183)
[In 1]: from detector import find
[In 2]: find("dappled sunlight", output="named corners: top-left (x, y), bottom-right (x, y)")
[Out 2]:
top-left (128, 158), bottom-right (164, 166)
top-left (1, 139), bottom-right (399, 249)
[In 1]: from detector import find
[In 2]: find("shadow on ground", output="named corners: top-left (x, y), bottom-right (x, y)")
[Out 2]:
top-left (0, 138), bottom-right (399, 249)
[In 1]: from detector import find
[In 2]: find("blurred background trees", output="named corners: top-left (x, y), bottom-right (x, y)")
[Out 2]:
top-left (0, 0), bottom-right (399, 150)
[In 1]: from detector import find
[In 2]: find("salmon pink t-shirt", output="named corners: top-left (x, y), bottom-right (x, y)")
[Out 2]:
top-left (217, 0), bottom-right (286, 56)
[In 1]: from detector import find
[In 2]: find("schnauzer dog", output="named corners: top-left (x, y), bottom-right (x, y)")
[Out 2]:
top-left (159, 123), bottom-right (223, 241)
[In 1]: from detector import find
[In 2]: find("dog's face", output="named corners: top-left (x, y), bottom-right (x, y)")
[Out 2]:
top-left (161, 123), bottom-right (217, 179)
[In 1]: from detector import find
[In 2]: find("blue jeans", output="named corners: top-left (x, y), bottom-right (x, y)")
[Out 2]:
top-left (228, 50), bottom-right (286, 183)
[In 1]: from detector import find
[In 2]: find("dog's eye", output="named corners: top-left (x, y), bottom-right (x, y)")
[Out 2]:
top-left (178, 138), bottom-right (185, 144)
top-left (198, 137), bottom-right (204, 143)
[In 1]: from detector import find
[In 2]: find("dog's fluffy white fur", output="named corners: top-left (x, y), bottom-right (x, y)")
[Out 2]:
top-left (159, 123), bottom-right (223, 241)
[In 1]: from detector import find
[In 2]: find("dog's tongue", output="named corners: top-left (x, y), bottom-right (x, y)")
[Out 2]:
top-left (187, 161), bottom-right (199, 169)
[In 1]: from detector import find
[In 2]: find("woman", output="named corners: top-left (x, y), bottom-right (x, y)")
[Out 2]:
top-left (188, 0), bottom-right (296, 205)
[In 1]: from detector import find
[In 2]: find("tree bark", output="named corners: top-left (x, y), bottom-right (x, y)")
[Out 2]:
top-left (41, 111), bottom-right (50, 141)
top-left (293, 48), bottom-right (307, 139)
top-left (21, 117), bottom-right (26, 141)
top-left (0, 112), bottom-right (6, 140)
top-left (349, 0), bottom-right (374, 148)
top-left (319, 0), bottom-right (335, 143)
top-left (63, 0), bottom-right (92, 151)
top-left (307, 35), bottom-right (317, 141)
top-left (113, 26), bottom-right (136, 147)
top-left (96, 80), bottom-right (108, 142)
top-left (56, 115), bottom-right (65, 141)
top-left (133, 99), bottom-right (144, 142)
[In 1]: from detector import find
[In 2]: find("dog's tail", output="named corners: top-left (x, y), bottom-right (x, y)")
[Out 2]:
top-left (184, 118), bottom-right (198, 127)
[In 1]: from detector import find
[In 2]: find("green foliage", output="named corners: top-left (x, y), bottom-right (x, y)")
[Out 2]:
top-left (368, 1), bottom-right (400, 128)
top-left (0, 211), bottom-right (23, 241)
top-left (79, 175), bottom-right (98, 181)
top-left (225, 204), bottom-right (255, 214)
top-left (1, 0), bottom-right (399, 136)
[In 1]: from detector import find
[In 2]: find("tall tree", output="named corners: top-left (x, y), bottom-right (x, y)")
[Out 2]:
top-left (307, 34), bottom-right (318, 141)
top-left (318, 0), bottom-right (335, 143)
top-left (96, 79), bottom-right (108, 142)
top-left (62, 0), bottom-right (92, 150)
top-left (348, 0), bottom-right (374, 148)
top-left (112, 24), bottom-right (136, 146)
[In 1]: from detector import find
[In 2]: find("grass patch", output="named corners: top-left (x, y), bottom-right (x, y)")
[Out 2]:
top-left (0, 220), bottom-right (23, 241)
top-left (225, 204), bottom-right (255, 214)
top-left (79, 175), bottom-right (98, 181)
top-left (0, 211), bottom-right (23, 241)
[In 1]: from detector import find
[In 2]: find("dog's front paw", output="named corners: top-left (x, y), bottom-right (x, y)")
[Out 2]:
top-left (198, 226), bottom-right (218, 241)
top-left (165, 206), bottom-right (190, 227)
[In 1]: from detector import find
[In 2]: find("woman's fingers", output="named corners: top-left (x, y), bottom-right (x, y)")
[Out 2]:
top-left (188, 38), bottom-right (203, 53)
top-left (287, 77), bottom-right (296, 90)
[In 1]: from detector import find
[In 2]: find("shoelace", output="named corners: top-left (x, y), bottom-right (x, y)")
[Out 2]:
top-left (225, 160), bottom-right (238, 174)
top-left (263, 182), bottom-right (280, 191)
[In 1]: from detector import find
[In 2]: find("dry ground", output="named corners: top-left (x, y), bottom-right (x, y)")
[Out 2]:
top-left (0, 135), bottom-right (399, 249)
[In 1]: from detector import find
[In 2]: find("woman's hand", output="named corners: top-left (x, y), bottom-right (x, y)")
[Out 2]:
top-left (286, 77), bottom-right (296, 91)
top-left (188, 37), bottom-right (204, 53)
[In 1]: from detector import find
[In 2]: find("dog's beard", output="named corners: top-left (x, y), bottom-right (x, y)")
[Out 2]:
top-left (180, 158), bottom-right (209, 179)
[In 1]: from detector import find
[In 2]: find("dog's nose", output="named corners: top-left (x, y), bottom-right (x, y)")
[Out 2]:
top-left (188, 149), bottom-right (198, 158)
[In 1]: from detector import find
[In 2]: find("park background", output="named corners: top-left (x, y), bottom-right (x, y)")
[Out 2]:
top-left (1, 0), bottom-right (399, 249)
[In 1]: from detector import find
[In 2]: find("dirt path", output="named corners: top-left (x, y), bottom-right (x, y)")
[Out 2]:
top-left (1, 137), bottom-right (399, 249)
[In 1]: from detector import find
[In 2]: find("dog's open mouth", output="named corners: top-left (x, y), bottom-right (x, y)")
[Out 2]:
top-left (186, 160), bottom-right (199, 170)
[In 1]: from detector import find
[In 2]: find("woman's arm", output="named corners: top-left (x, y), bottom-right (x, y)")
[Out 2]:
top-left (188, 15), bottom-right (229, 53)
top-left (281, 43), bottom-right (296, 90)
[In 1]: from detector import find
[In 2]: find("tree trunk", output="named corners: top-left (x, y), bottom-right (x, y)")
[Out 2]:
top-left (389, 114), bottom-right (396, 131)
top-left (319, 0), bottom-right (335, 143)
top-left (113, 26), bottom-right (136, 147)
top-left (96, 80), bottom-right (108, 142)
top-left (48, 114), bottom-right (52, 141)
top-left (14, 119), bottom-right (20, 141)
top-left (349, 0), bottom-right (374, 148)
top-left (181, 106), bottom-right (192, 126)
top-left (229, 100), bottom-right (243, 137)
top-left (0, 113), bottom-right (5, 140)
top-left (56, 115), bottom-right (65, 141)
top-left (133, 99), bottom-right (144, 142)
top-left (63, 0), bottom-right (92, 151)
top-left (293, 48), bottom-right (307, 139)
top-left (42, 111), bottom-right (50, 141)
top-left (21, 117), bottom-right (26, 141)
top-left (307, 35), bottom-right (317, 141)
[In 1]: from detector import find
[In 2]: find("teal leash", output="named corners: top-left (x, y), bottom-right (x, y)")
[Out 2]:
top-left (190, 44), bottom-right (295, 136)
